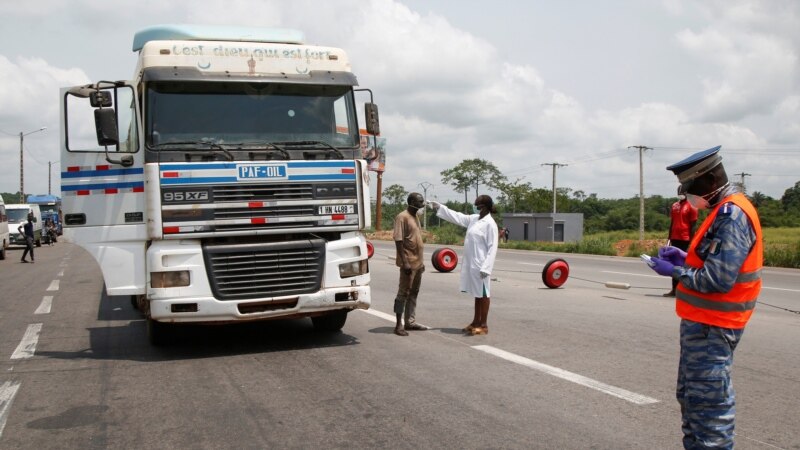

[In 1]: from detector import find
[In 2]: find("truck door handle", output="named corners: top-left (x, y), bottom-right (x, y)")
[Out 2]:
top-left (65, 214), bottom-right (86, 225)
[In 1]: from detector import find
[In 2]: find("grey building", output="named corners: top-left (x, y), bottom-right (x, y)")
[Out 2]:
top-left (500, 213), bottom-right (584, 242)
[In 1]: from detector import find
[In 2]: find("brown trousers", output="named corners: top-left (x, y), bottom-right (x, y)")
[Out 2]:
top-left (393, 267), bottom-right (423, 324)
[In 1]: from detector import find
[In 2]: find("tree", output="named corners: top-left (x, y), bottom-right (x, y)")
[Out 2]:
top-left (748, 191), bottom-right (770, 208)
top-left (441, 159), bottom-right (503, 209)
top-left (382, 184), bottom-right (408, 206)
top-left (780, 181), bottom-right (800, 212)
top-left (494, 177), bottom-right (532, 213)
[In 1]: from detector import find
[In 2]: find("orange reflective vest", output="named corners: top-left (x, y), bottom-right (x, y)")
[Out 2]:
top-left (676, 193), bottom-right (763, 329)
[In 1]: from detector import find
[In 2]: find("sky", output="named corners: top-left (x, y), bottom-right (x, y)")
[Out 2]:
top-left (1, 0), bottom-right (798, 204)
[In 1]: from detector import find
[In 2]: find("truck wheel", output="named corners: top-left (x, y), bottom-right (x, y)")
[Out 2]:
top-left (311, 310), bottom-right (348, 332)
top-left (432, 248), bottom-right (458, 272)
top-left (542, 258), bottom-right (570, 289)
top-left (147, 318), bottom-right (171, 346)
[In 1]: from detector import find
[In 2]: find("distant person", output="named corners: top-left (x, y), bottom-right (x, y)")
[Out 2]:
top-left (664, 187), bottom-right (698, 296)
top-left (18, 212), bottom-right (35, 263)
top-left (648, 146), bottom-right (762, 449)
top-left (504, 226), bottom-right (510, 243)
top-left (392, 192), bottom-right (428, 336)
top-left (430, 195), bottom-right (498, 335)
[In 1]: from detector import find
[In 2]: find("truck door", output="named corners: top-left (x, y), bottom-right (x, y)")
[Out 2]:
top-left (60, 82), bottom-right (147, 295)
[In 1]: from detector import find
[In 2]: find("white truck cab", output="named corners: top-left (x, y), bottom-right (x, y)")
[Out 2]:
top-left (60, 25), bottom-right (379, 345)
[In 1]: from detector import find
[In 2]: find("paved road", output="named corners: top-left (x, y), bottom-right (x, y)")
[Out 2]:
top-left (0, 240), bottom-right (798, 449)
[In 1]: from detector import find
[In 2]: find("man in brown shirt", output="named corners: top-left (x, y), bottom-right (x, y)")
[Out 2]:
top-left (392, 192), bottom-right (427, 336)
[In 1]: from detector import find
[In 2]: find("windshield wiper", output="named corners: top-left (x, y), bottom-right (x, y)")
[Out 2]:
top-left (271, 141), bottom-right (345, 159)
top-left (151, 141), bottom-right (234, 161)
top-left (228, 142), bottom-right (291, 160)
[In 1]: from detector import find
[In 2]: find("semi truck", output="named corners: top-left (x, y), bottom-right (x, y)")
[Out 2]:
top-left (60, 25), bottom-right (377, 344)
top-left (27, 194), bottom-right (62, 236)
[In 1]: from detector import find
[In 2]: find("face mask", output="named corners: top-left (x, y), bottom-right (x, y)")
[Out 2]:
top-left (686, 183), bottom-right (727, 210)
top-left (685, 194), bottom-right (709, 210)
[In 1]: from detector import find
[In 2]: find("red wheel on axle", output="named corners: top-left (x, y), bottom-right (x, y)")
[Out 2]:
top-left (433, 247), bottom-right (458, 272)
top-left (366, 241), bottom-right (375, 259)
top-left (542, 258), bottom-right (569, 289)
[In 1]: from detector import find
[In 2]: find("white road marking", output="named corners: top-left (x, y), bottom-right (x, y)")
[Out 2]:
top-left (46, 280), bottom-right (60, 291)
top-left (472, 345), bottom-right (659, 405)
top-left (519, 262), bottom-right (543, 266)
top-left (10, 324), bottom-right (43, 360)
top-left (762, 286), bottom-right (800, 293)
top-left (602, 270), bottom-right (662, 279)
top-left (360, 308), bottom-right (397, 322)
top-left (0, 381), bottom-right (21, 438)
top-left (603, 272), bottom-right (797, 292)
top-left (57, 270), bottom-right (64, 277)
top-left (359, 309), bottom-right (658, 405)
top-left (34, 296), bottom-right (53, 315)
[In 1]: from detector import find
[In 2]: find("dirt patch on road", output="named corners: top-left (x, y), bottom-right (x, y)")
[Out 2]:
top-left (613, 239), bottom-right (663, 256)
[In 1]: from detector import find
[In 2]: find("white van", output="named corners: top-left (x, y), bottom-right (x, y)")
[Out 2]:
top-left (0, 195), bottom-right (9, 260)
top-left (7, 204), bottom-right (42, 248)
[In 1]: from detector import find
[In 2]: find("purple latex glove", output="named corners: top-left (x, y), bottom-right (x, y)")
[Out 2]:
top-left (649, 257), bottom-right (676, 277)
top-left (658, 246), bottom-right (687, 267)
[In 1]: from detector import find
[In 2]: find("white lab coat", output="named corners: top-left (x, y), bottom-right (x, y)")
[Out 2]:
top-left (436, 204), bottom-right (499, 297)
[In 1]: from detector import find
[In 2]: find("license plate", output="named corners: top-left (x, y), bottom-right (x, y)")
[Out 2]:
top-left (318, 204), bottom-right (354, 215)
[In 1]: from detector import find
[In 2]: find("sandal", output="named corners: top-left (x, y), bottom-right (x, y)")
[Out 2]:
top-left (469, 326), bottom-right (488, 336)
top-left (462, 324), bottom-right (477, 332)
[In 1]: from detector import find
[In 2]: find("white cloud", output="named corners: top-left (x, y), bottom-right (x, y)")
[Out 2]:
top-left (0, 0), bottom-right (797, 200)
top-left (0, 55), bottom-right (89, 196)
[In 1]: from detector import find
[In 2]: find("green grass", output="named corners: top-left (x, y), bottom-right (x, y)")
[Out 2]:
top-left (369, 226), bottom-right (800, 268)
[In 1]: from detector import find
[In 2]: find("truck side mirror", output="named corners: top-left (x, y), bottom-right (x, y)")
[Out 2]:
top-left (90, 91), bottom-right (112, 107)
top-left (94, 108), bottom-right (119, 146)
top-left (365, 103), bottom-right (380, 136)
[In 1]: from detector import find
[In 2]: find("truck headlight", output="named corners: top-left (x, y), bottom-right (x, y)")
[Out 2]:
top-left (151, 271), bottom-right (191, 288)
top-left (339, 260), bottom-right (368, 278)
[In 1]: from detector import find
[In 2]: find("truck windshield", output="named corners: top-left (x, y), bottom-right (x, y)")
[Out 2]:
top-left (38, 205), bottom-right (58, 215)
top-left (145, 81), bottom-right (358, 151)
top-left (7, 209), bottom-right (29, 223)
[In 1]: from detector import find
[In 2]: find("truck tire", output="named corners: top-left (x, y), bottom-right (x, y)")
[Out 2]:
top-left (147, 318), bottom-right (171, 346)
top-left (311, 310), bottom-right (348, 332)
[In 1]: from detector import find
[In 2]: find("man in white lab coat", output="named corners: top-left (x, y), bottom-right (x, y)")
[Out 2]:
top-left (430, 195), bottom-right (499, 335)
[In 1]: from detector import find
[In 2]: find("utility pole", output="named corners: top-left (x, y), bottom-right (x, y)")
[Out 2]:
top-left (541, 163), bottom-right (567, 213)
top-left (375, 171), bottom-right (383, 231)
top-left (417, 181), bottom-right (433, 230)
top-left (628, 145), bottom-right (652, 242)
top-left (734, 172), bottom-right (751, 194)
top-left (20, 127), bottom-right (47, 202)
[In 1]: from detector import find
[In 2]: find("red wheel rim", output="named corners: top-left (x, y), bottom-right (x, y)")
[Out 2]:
top-left (436, 248), bottom-right (458, 272)
top-left (542, 258), bottom-right (569, 288)
top-left (366, 241), bottom-right (374, 259)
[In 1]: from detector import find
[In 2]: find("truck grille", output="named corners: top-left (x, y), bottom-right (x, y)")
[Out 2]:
top-left (203, 239), bottom-right (325, 301)
top-left (212, 184), bottom-right (314, 202)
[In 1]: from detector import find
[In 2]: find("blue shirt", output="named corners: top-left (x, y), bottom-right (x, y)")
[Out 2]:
top-left (20, 221), bottom-right (34, 238)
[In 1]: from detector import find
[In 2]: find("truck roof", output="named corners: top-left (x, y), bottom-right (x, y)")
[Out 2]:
top-left (26, 194), bottom-right (61, 204)
top-left (133, 24), bottom-right (305, 52)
